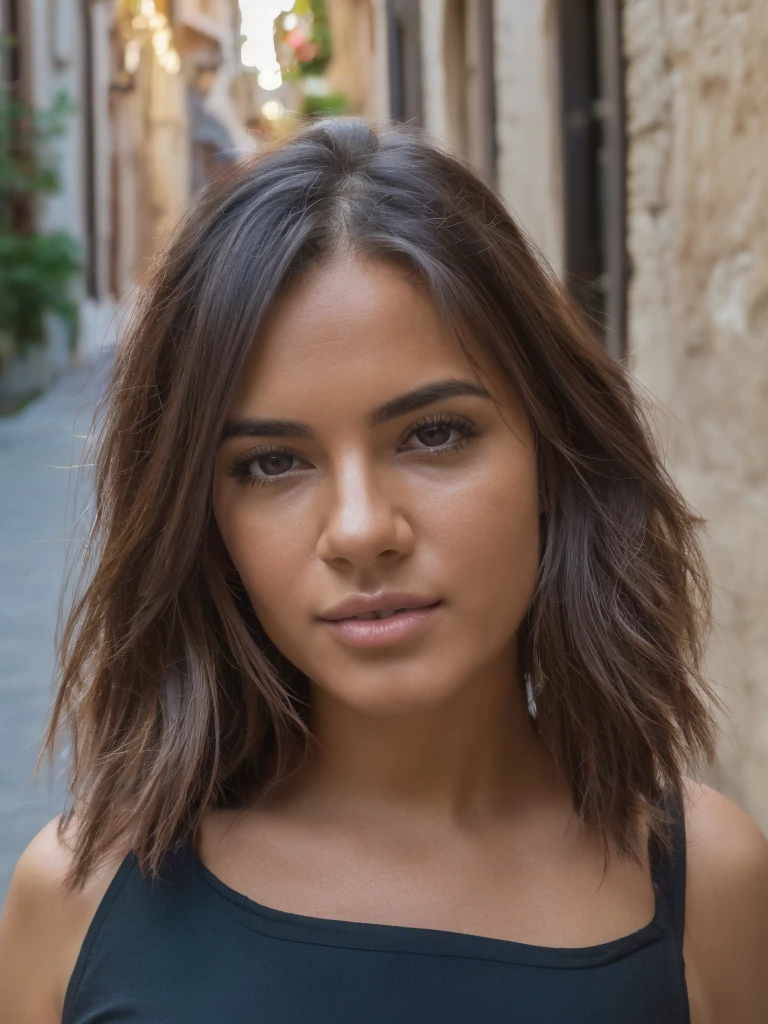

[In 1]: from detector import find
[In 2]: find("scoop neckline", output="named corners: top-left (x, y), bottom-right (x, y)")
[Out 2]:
top-left (183, 835), bottom-right (668, 970)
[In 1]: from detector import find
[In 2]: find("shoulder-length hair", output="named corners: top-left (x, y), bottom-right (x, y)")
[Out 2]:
top-left (44, 116), bottom-right (718, 889)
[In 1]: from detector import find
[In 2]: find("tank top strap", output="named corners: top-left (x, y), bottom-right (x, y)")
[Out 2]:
top-left (649, 787), bottom-right (687, 948)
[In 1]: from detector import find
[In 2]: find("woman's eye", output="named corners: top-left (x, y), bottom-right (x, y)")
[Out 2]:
top-left (228, 414), bottom-right (479, 488)
top-left (405, 414), bottom-right (479, 455)
top-left (411, 423), bottom-right (455, 448)
top-left (228, 448), bottom-right (302, 487)
top-left (254, 453), bottom-right (296, 478)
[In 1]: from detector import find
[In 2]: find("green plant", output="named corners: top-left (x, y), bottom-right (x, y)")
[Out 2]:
top-left (0, 80), bottom-right (77, 218)
top-left (0, 231), bottom-right (80, 352)
top-left (302, 92), bottom-right (348, 118)
top-left (0, 49), bottom-right (81, 364)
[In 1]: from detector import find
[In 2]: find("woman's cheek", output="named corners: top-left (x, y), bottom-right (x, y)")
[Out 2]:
top-left (456, 463), bottom-right (540, 620)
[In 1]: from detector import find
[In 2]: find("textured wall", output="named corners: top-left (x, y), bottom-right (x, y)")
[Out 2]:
top-left (360, 0), bottom-right (564, 266)
top-left (493, 0), bottom-right (564, 271)
top-left (624, 0), bottom-right (768, 827)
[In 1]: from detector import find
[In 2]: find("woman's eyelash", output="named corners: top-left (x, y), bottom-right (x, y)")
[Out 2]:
top-left (226, 412), bottom-right (480, 488)
top-left (407, 412), bottom-right (479, 455)
top-left (227, 444), bottom-right (299, 488)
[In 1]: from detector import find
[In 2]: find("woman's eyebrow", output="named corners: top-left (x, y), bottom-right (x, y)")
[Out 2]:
top-left (219, 378), bottom-right (493, 446)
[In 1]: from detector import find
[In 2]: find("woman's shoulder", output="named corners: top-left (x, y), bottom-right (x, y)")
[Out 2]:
top-left (683, 779), bottom-right (768, 866)
top-left (0, 815), bottom-right (127, 1024)
top-left (683, 779), bottom-right (768, 900)
top-left (682, 780), bottom-right (768, 1022)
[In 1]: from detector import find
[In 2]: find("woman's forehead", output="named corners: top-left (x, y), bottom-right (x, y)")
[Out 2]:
top-left (229, 258), bottom-right (481, 409)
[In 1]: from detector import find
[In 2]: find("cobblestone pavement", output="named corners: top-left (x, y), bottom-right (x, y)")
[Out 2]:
top-left (0, 354), bottom-right (111, 908)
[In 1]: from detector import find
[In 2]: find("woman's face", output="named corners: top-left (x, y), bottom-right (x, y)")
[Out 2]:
top-left (213, 255), bottom-right (540, 717)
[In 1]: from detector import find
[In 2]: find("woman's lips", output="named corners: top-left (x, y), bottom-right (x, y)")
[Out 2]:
top-left (320, 602), bottom-right (443, 648)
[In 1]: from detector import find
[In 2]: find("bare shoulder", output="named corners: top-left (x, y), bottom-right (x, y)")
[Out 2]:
top-left (682, 780), bottom-right (768, 1024)
top-left (0, 815), bottom-right (125, 1024)
top-left (683, 779), bottom-right (768, 901)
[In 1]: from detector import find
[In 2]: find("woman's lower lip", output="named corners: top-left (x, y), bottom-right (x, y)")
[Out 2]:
top-left (320, 603), bottom-right (443, 648)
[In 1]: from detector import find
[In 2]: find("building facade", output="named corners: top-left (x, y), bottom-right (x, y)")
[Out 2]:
top-left (0, 0), bottom-right (254, 404)
top-left (624, 0), bottom-right (768, 826)
top-left (328, 0), bottom-right (768, 828)
top-left (1, 0), bottom-right (116, 402)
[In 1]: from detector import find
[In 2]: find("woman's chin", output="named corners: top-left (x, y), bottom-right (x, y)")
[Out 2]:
top-left (314, 673), bottom-right (467, 719)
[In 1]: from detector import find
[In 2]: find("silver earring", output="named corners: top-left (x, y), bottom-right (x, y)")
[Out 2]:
top-left (525, 673), bottom-right (543, 720)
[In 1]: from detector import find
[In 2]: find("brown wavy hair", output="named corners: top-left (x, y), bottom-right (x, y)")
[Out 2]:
top-left (42, 116), bottom-right (719, 889)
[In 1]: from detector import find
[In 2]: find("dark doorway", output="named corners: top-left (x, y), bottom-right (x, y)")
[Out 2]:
top-left (1, 0), bottom-right (25, 95)
top-left (81, 0), bottom-right (99, 299)
top-left (557, 0), bottom-right (627, 358)
top-left (475, 0), bottom-right (497, 185)
top-left (2, 0), bottom-right (33, 234)
top-left (386, 0), bottom-right (423, 125)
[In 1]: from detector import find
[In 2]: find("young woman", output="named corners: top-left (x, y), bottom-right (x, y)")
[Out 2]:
top-left (1, 117), bottom-right (766, 1024)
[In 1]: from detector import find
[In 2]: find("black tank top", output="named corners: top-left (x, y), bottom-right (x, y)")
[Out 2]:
top-left (63, 794), bottom-right (690, 1024)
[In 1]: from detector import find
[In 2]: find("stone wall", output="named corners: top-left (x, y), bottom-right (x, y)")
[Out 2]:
top-left (624, 0), bottom-right (768, 828)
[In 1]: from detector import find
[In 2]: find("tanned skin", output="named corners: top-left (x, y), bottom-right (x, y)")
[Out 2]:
top-left (2, 257), bottom-right (766, 1023)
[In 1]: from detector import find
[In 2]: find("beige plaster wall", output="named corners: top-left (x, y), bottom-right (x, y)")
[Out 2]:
top-left (326, 0), bottom-right (380, 118)
top-left (419, 0), bottom-right (450, 138)
top-left (25, 0), bottom-right (117, 360)
top-left (492, 0), bottom-right (564, 271)
top-left (414, 0), bottom-right (564, 267)
top-left (624, 0), bottom-right (768, 828)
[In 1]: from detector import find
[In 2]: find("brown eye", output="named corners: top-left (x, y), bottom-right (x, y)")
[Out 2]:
top-left (414, 424), bottom-right (454, 448)
top-left (228, 445), bottom-right (305, 487)
top-left (256, 453), bottom-right (296, 477)
top-left (403, 412), bottom-right (480, 455)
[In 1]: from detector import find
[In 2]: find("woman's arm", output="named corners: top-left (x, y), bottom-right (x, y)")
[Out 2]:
top-left (0, 816), bottom-right (116, 1024)
top-left (684, 781), bottom-right (768, 1024)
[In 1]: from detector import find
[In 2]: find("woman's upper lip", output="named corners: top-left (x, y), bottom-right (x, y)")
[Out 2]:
top-left (318, 593), bottom-right (442, 621)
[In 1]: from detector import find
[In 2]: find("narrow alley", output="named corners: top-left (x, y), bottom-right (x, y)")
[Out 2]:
top-left (0, 357), bottom-right (109, 905)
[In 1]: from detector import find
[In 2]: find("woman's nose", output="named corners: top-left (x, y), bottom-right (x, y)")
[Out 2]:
top-left (315, 457), bottom-right (415, 569)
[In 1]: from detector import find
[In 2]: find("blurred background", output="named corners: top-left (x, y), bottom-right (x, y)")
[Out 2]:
top-left (1, 0), bottom-right (766, 905)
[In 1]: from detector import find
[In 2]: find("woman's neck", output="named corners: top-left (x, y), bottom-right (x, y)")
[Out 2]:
top-left (265, 657), bottom-right (566, 835)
